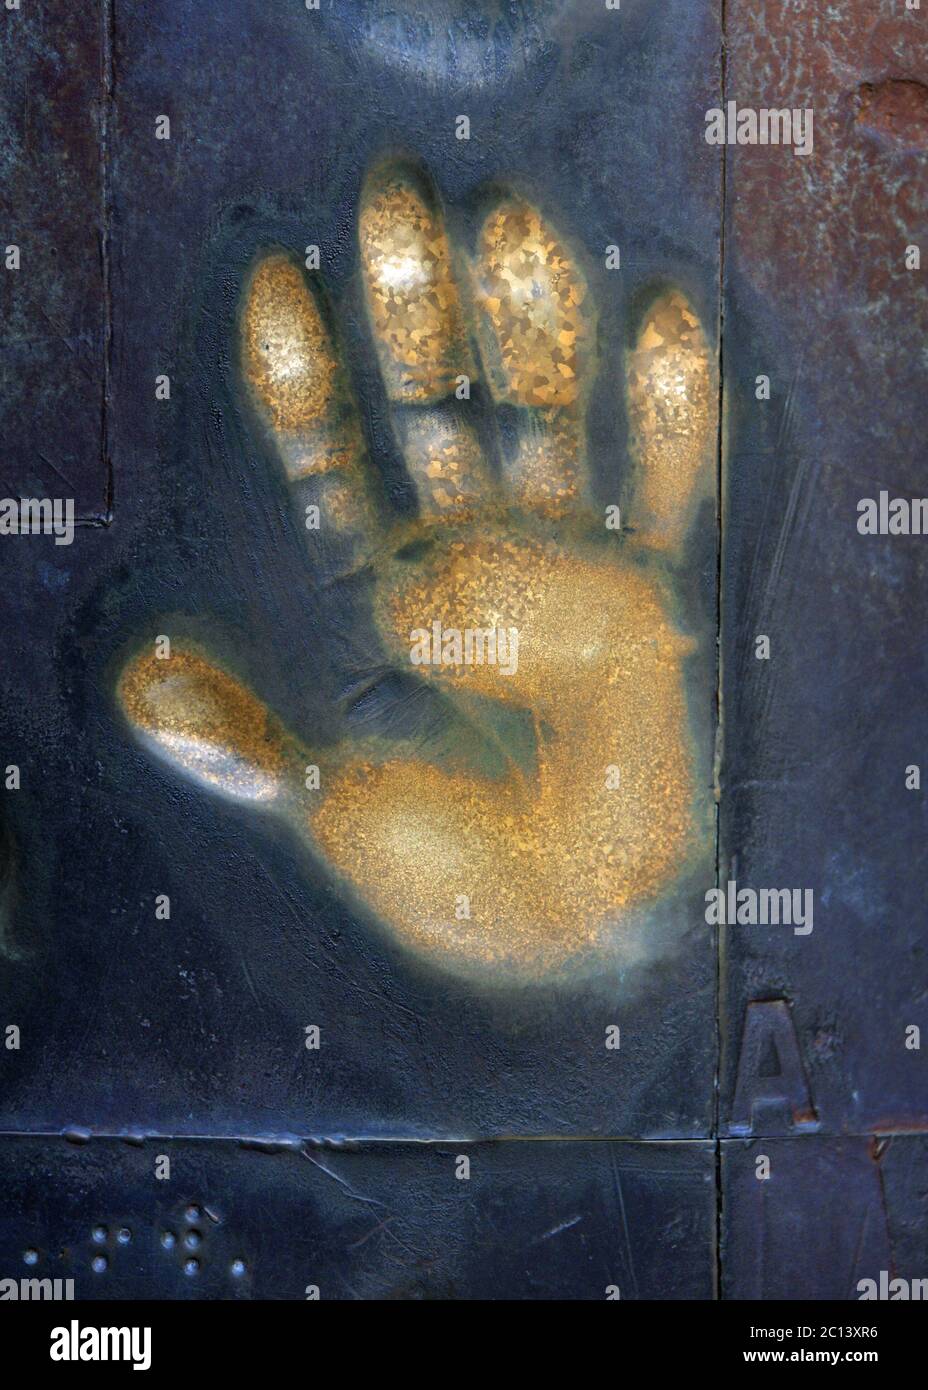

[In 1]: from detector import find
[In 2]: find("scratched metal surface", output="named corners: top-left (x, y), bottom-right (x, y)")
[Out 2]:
top-left (720, 1137), bottom-right (928, 1300)
top-left (0, 0), bottom-right (721, 1141)
top-left (0, 2), bottom-right (108, 517)
top-left (719, 0), bottom-right (928, 1135)
top-left (0, 0), bottom-right (926, 1301)
top-left (0, 1136), bottom-right (716, 1300)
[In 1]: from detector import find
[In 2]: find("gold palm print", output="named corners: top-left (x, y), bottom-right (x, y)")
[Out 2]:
top-left (117, 159), bottom-right (717, 983)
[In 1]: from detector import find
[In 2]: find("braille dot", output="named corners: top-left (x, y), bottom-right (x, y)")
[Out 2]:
top-left (23, 1249), bottom-right (38, 1266)
top-left (91, 1225), bottom-right (107, 1244)
top-left (184, 1230), bottom-right (202, 1250)
top-left (117, 1228), bottom-right (131, 1245)
top-left (185, 1205), bottom-right (201, 1223)
top-left (92, 1255), bottom-right (108, 1274)
top-left (184, 1258), bottom-right (199, 1276)
top-left (230, 1259), bottom-right (245, 1278)
top-left (160, 1231), bottom-right (176, 1250)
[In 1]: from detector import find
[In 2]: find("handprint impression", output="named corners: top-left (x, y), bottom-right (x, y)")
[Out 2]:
top-left (118, 160), bottom-right (717, 983)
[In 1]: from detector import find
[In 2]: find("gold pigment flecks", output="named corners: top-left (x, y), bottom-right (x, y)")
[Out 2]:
top-left (476, 199), bottom-right (591, 409)
top-left (241, 253), bottom-right (352, 465)
top-left (309, 532), bottom-right (699, 975)
top-left (502, 409), bottom-right (580, 511)
top-left (317, 470), bottom-right (369, 534)
top-left (240, 253), bottom-right (378, 553)
top-left (400, 411), bottom-right (491, 515)
top-left (120, 176), bottom-right (716, 980)
top-left (118, 647), bottom-right (284, 802)
top-left (360, 170), bottom-right (470, 403)
top-left (626, 290), bottom-right (716, 551)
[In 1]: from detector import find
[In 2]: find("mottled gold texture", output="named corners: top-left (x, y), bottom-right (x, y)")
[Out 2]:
top-left (397, 411), bottom-right (490, 516)
top-left (360, 168), bottom-right (472, 404)
top-left (242, 254), bottom-right (344, 453)
top-left (117, 647), bottom-right (285, 803)
top-left (501, 411), bottom-right (580, 512)
top-left (626, 290), bottom-right (716, 552)
top-left (472, 199), bottom-right (591, 512)
top-left (475, 199), bottom-right (591, 410)
top-left (240, 253), bottom-right (379, 562)
top-left (312, 528), bottom-right (698, 974)
top-left (119, 162), bottom-right (720, 984)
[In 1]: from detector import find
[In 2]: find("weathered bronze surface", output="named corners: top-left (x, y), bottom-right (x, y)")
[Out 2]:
top-left (1, 0), bottom-right (926, 1304)
top-left (120, 166), bottom-right (715, 981)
